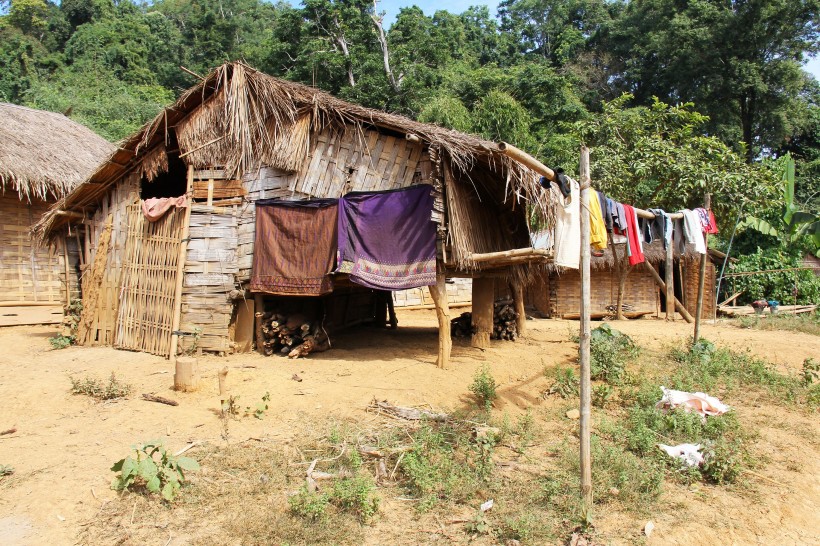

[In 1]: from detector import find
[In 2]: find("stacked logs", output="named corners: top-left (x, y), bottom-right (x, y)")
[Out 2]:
top-left (450, 301), bottom-right (520, 341)
top-left (257, 312), bottom-right (330, 358)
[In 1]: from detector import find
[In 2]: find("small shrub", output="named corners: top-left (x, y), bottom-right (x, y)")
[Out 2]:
top-left (592, 384), bottom-right (613, 408)
top-left (469, 364), bottom-right (498, 409)
top-left (111, 440), bottom-right (199, 501)
top-left (701, 438), bottom-right (745, 484)
top-left (70, 373), bottom-right (132, 400)
top-left (49, 334), bottom-right (76, 349)
top-left (589, 324), bottom-right (639, 384)
top-left (547, 367), bottom-right (579, 399)
top-left (331, 475), bottom-right (379, 523)
top-left (289, 487), bottom-right (330, 521)
top-left (802, 358), bottom-right (819, 386)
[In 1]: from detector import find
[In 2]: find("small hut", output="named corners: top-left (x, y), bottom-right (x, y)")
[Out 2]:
top-left (0, 103), bottom-right (114, 326)
top-left (36, 62), bottom-right (551, 364)
top-left (528, 242), bottom-right (719, 320)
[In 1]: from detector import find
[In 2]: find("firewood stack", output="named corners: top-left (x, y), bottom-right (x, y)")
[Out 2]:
top-left (450, 301), bottom-right (520, 341)
top-left (257, 312), bottom-right (331, 358)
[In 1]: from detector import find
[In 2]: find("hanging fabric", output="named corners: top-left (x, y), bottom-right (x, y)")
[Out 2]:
top-left (597, 191), bottom-right (612, 231)
top-left (680, 209), bottom-right (707, 254)
top-left (623, 204), bottom-right (645, 265)
top-left (694, 207), bottom-right (719, 234)
top-left (141, 195), bottom-right (188, 222)
top-left (588, 190), bottom-right (608, 251)
top-left (553, 177), bottom-right (581, 269)
top-left (337, 185), bottom-right (436, 290)
top-left (648, 208), bottom-right (673, 249)
top-left (250, 199), bottom-right (338, 296)
top-left (606, 198), bottom-right (628, 244)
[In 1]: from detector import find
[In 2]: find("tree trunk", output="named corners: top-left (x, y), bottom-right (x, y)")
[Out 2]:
top-left (332, 15), bottom-right (355, 87)
top-left (371, 3), bottom-right (402, 93)
top-left (740, 92), bottom-right (755, 163)
top-left (471, 277), bottom-right (494, 349)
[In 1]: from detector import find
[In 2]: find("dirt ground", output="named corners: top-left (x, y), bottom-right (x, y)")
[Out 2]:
top-left (0, 311), bottom-right (818, 545)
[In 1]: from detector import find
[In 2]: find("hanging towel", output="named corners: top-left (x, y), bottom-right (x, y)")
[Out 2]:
top-left (337, 185), bottom-right (436, 290)
top-left (694, 207), bottom-right (719, 234)
top-left (623, 204), bottom-right (645, 265)
top-left (141, 195), bottom-right (188, 222)
top-left (680, 209), bottom-right (707, 254)
top-left (553, 177), bottom-right (581, 269)
top-left (588, 190), bottom-right (608, 251)
top-left (251, 199), bottom-right (338, 296)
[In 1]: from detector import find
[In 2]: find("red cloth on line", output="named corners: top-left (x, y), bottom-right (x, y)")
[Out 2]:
top-left (706, 210), bottom-right (719, 234)
top-left (623, 204), bottom-right (645, 266)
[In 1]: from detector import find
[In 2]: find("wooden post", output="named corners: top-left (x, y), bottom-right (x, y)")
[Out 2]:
top-left (511, 282), bottom-right (526, 335)
top-left (471, 277), bottom-right (494, 349)
top-left (665, 239), bottom-right (674, 321)
top-left (61, 238), bottom-right (71, 306)
top-left (174, 356), bottom-right (200, 391)
top-left (579, 145), bottom-right (593, 521)
top-left (428, 268), bottom-right (451, 368)
top-left (218, 366), bottom-right (229, 409)
top-left (694, 194), bottom-right (711, 343)
top-left (642, 262), bottom-right (695, 323)
top-left (254, 293), bottom-right (265, 354)
top-left (168, 164), bottom-right (195, 361)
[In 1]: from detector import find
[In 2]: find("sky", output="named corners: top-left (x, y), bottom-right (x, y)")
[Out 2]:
top-left (375, 0), bottom-right (820, 81)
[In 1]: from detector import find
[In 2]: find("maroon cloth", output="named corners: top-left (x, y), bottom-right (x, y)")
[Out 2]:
top-left (250, 199), bottom-right (338, 296)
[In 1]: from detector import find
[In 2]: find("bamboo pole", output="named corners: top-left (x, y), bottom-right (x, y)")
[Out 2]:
top-left (643, 262), bottom-right (695, 323)
top-left (469, 247), bottom-right (551, 263)
top-left (665, 240), bottom-right (674, 321)
top-left (694, 194), bottom-right (711, 343)
top-left (578, 145), bottom-right (593, 521)
top-left (62, 238), bottom-right (71, 306)
top-left (168, 165), bottom-right (195, 361)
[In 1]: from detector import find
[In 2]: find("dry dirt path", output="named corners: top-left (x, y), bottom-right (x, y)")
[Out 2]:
top-left (0, 313), bottom-right (818, 545)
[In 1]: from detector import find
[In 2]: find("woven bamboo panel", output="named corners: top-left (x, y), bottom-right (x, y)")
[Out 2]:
top-left (551, 266), bottom-right (659, 317)
top-left (682, 259), bottom-right (716, 319)
top-left (0, 194), bottom-right (64, 304)
top-left (115, 204), bottom-right (185, 356)
top-left (179, 206), bottom-right (237, 354)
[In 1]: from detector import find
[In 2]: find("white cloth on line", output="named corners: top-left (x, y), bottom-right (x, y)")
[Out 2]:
top-left (553, 177), bottom-right (580, 269)
top-left (680, 209), bottom-right (706, 254)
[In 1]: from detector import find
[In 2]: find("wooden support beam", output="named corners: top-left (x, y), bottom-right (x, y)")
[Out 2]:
top-left (428, 269), bottom-right (451, 368)
top-left (254, 293), bottom-right (265, 354)
top-left (578, 145), bottom-right (593, 522)
top-left (665, 241), bottom-right (674, 321)
top-left (167, 165), bottom-right (194, 360)
top-left (470, 247), bottom-right (551, 263)
top-left (471, 277), bottom-right (494, 349)
top-left (54, 210), bottom-right (84, 219)
top-left (694, 194), bottom-right (711, 342)
top-left (643, 262), bottom-right (695, 323)
top-left (497, 142), bottom-right (556, 181)
top-left (511, 282), bottom-right (526, 335)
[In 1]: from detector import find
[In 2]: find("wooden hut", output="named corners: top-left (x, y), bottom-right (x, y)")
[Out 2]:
top-left (36, 61), bottom-right (551, 365)
top-left (0, 103), bottom-right (114, 326)
top-left (527, 242), bottom-right (718, 320)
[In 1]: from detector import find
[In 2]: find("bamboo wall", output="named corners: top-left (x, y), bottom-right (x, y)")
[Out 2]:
top-left (0, 194), bottom-right (76, 305)
top-left (179, 205), bottom-right (237, 354)
top-left (681, 259), bottom-right (716, 319)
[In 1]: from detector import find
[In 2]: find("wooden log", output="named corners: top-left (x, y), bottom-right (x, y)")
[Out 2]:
top-left (141, 394), bottom-right (179, 406)
top-left (254, 294), bottom-right (265, 354)
top-left (510, 282), bottom-right (526, 335)
top-left (642, 262), bottom-right (695, 323)
top-left (168, 165), bottom-right (194, 360)
top-left (694, 194), bottom-right (711, 342)
top-left (218, 366), bottom-right (229, 406)
top-left (578, 145), bottom-right (593, 520)
top-left (428, 269), bottom-right (451, 368)
top-left (174, 356), bottom-right (200, 392)
top-left (469, 247), bottom-right (550, 263)
top-left (471, 277), bottom-right (494, 349)
top-left (497, 142), bottom-right (556, 182)
top-left (665, 239), bottom-right (674, 321)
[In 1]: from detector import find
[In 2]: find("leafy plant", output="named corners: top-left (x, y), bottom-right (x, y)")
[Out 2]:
top-left (547, 367), bottom-right (579, 399)
top-left (49, 334), bottom-right (76, 349)
top-left (70, 372), bottom-right (132, 400)
top-left (469, 364), bottom-right (498, 409)
top-left (802, 358), bottom-right (819, 386)
top-left (331, 475), bottom-right (380, 523)
top-left (289, 487), bottom-right (330, 521)
top-left (245, 392), bottom-right (270, 419)
top-left (111, 440), bottom-right (199, 501)
top-left (592, 384), bottom-right (613, 408)
top-left (589, 323), bottom-right (638, 384)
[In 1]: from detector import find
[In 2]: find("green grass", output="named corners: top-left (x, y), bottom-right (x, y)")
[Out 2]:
top-left (737, 311), bottom-right (820, 337)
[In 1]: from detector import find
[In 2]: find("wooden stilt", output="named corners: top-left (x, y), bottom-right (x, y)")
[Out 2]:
top-left (511, 282), bottom-right (526, 335)
top-left (168, 165), bottom-right (194, 361)
top-left (254, 293), bottom-right (265, 354)
top-left (643, 262), bottom-right (695, 323)
top-left (578, 145), bottom-right (593, 522)
top-left (665, 239), bottom-right (674, 321)
top-left (694, 194), bottom-right (711, 343)
top-left (428, 269), bottom-right (451, 368)
top-left (471, 277), bottom-right (494, 349)
top-left (62, 238), bottom-right (71, 306)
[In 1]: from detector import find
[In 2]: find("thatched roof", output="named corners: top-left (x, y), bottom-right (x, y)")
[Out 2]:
top-left (0, 103), bottom-right (114, 202)
top-left (37, 61), bottom-right (550, 239)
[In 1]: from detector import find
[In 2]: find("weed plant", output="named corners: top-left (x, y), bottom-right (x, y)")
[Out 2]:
top-left (547, 367), bottom-right (579, 399)
top-left (590, 323), bottom-right (639, 384)
top-left (469, 364), bottom-right (498, 409)
top-left (737, 312), bottom-right (820, 337)
top-left (70, 372), bottom-right (132, 400)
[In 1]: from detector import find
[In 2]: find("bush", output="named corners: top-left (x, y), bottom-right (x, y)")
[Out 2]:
top-left (331, 475), bottom-right (379, 523)
top-left (469, 364), bottom-right (498, 409)
top-left (111, 440), bottom-right (199, 501)
top-left (589, 323), bottom-right (639, 384)
top-left (547, 367), bottom-right (579, 399)
top-left (70, 373), bottom-right (132, 400)
top-left (49, 334), bottom-right (76, 349)
top-left (289, 487), bottom-right (330, 521)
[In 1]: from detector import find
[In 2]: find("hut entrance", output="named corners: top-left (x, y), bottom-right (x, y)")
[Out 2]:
top-left (114, 203), bottom-right (186, 356)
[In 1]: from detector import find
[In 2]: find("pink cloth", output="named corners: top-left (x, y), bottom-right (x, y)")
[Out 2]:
top-left (142, 196), bottom-right (188, 222)
top-left (656, 386), bottom-right (730, 417)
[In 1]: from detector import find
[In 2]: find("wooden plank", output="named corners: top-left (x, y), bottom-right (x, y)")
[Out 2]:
top-left (0, 305), bottom-right (63, 326)
top-left (192, 180), bottom-right (247, 199)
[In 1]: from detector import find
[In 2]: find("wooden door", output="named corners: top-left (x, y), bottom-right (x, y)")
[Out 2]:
top-left (115, 203), bottom-right (186, 355)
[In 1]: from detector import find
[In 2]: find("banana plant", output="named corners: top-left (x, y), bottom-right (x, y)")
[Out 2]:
top-left (741, 154), bottom-right (820, 256)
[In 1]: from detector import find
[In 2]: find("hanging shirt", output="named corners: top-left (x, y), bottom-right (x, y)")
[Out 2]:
top-left (588, 190), bottom-right (608, 251)
top-left (623, 204), bottom-right (645, 265)
top-left (680, 209), bottom-right (707, 254)
top-left (553, 177), bottom-right (580, 269)
top-left (597, 191), bottom-right (612, 231)
top-left (694, 208), bottom-right (719, 234)
top-left (648, 208), bottom-right (673, 249)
